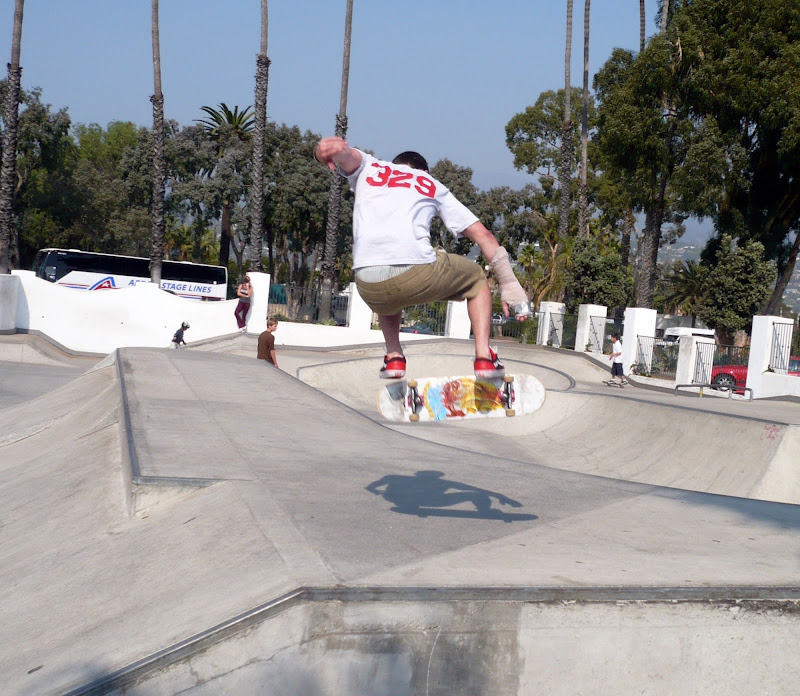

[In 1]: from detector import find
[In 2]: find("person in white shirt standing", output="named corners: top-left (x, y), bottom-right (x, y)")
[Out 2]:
top-left (313, 136), bottom-right (530, 380)
top-left (608, 332), bottom-right (628, 385)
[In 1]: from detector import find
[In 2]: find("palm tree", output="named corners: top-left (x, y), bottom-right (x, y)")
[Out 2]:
top-left (0, 0), bottom-right (25, 275)
top-left (577, 0), bottom-right (591, 239)
top-left (319, 0), bottom-right (354, 321)
top-left (197, 103), bottom-right (254, 143)
top-left (660, 0), bottom-right (670, 34)
top-left (149, 0), bottom-right (166, 285)
top-left (557, 0), bottom-right (574, 243)
top-left (248, 0), bottom-right (270, 273)
top-left (663, 260), bottom-right (707, 326)
top-left (197, 103), bottom-right (254, 269)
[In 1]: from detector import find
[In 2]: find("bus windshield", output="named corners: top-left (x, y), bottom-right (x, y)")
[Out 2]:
top-left (32, 249), bottom-right (228, 301)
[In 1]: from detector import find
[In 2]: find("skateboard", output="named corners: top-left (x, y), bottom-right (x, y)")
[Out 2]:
top-left (377, 374), bottom-right (545, 423)
top-left (603, 380), bottom-right (625, 388)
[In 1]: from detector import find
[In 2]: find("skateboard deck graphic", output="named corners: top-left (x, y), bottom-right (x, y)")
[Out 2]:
top-left (378, 374), bottom-right (545, 423)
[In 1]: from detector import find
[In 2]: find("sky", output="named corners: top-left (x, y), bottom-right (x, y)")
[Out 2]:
top-left (2, 1), bottom-right (713, 241)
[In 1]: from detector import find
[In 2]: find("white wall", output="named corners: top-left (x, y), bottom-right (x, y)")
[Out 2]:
top-left (622, 307), bottom-right (657, 375)
top-left (6, 271), bottom-right (437, 353)
top-left (746, 315), bottom-right (799, 399)
top-left (575, 304), bottom-right (607, 354)
top-left (0, 274), bottom-right (20, 333)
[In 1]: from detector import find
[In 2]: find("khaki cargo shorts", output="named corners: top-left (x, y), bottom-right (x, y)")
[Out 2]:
top-left (355, 249), bottom-right (487, 316)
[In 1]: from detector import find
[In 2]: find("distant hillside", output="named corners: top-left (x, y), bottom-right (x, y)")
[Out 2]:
top-left (657, 241), bottom-right (800, 314)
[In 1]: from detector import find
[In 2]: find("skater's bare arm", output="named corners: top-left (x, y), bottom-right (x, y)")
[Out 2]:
top-left (313, 137), bottom-right (362, 175)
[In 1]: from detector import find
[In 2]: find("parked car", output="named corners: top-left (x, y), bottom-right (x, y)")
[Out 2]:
top-left (711, 356), bottom-right (800, 390)
top-left (400, 322), bottom-right (435, 335)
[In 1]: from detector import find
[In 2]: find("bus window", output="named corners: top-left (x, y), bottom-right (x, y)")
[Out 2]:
top-left (32, 248), bottom-right (228, 300)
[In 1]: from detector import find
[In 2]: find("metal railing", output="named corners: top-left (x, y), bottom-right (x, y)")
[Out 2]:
top-left (633, 335), bottom-right (679, 380)
top-left (496, 313), bottom-right (540, 342)
top-left (588, 316), bottom-right (605, 354)
top-left (601, 318), bottom-right (624, 355)
top-left (547, 312), bottom-right (578, 349)
top-left (675, 383), bottom-right (753, 401)
top-left (693, 341), bottom-right (717, 384)
top-left (400, 302), bottom-right (448, 336)
top-left (268, 284), bottom-right (351, 325)
top-left (770, 322), bottom-right (794, 374)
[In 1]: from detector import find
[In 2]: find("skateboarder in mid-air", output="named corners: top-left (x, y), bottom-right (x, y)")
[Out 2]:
top-left (313, 136), bottom-right (530, 380)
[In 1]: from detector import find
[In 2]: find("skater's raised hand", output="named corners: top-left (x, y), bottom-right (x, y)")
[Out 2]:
top-left (313, 136), bottom-right (362, 174)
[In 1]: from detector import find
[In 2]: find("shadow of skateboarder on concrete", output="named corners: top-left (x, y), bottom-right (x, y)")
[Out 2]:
top-left (365, 470), bottom-right (537, 523)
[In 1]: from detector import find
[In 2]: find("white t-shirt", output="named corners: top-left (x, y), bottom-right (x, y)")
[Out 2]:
top-left (611, 340), bottom-right (624, 363)
top-left (344, 150), bottom-right (479, 269)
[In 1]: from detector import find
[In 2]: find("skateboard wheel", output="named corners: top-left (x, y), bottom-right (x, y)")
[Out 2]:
top-left (408, 379), bottom-right (418, 389)
top-left (505, 409), bottom-right (516, 417)
top-left (503, 374), bottom-right (514, 384)
top-left (409, 413), bottom-right (420, 422)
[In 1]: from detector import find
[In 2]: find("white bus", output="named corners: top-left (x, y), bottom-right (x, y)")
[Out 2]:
top-left (32, 248), bottom-right (228, 301)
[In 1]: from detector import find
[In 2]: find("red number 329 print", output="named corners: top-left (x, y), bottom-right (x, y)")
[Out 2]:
top-left (365, 163), bottom-right (436, 198)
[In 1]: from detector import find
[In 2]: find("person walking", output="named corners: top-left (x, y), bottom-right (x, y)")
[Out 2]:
top-left (234, 275), bottom-right (252, 332)
top-left (608, 332), bottom-right (628, 384)
top-left (257, 317), bottom-right (279, 368)
top-left (313, 136), bottom-right (530, 380)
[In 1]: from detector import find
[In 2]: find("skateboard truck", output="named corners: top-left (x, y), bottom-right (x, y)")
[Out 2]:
top-left (407, 380), bottom-right (423, 422)
top-left (501, 374), bottom-right (515, 416)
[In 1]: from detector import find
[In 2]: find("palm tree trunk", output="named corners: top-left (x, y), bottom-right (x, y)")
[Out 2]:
top-left (149, 0), bottom-right (166, 285)
top-left (639, 0), bottom-right (646, 52)
top-left (0, 0), bottom-right (24, 275)
top-left (320, 0), bottom-right (354, 321)
top-left (220, 202), bottom-right (232, 269)
top-left (248, 0), bottom-right (270, 273)
top-left (557, 0), bottom-right (574, 243)
top-left (660, 0), bottom-right (670, 34)
top-left (578, 0), bottom-right (590, 239)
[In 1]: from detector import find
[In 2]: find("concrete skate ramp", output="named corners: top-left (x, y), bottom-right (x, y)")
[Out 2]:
top-left (4, 347), bottom-right (800, 695)
top-left (298, 350), bottom-right (800, 504)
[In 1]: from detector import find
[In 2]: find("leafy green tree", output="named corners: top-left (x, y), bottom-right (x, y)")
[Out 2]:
top-left (593, 38), bottom-right (690, 308)
top-left (697, 236), bottom-right (776, 343)
top-left (564, 237), bottom-right (632, 312)
top-left (262, 124), bottom-right (340, 287)
top-left (168, 123), bottom-right (219, 263)
top-left (1, 85), bottom-right (77, 267)
top-left (478, 184), bottom-right (546, 254)
top-left (429, 158), bottom-right (480, 256)
top-left (0, 0), bottom-right (24, 273)
top-left (668, 0), bottom-right (800, 314)
top-left (69, 121), bottom-right (151, 255)
top-left (506, 88), bottom-right (590, 181)
top-left (197, 103), bottom-right (254, 271)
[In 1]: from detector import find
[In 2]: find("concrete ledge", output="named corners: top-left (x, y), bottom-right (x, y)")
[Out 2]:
top-left (63, 585), bottom-right (800, 696)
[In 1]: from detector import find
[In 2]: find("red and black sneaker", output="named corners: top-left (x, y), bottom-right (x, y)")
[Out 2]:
top-left (474, 347), bottom-right (505, 380)
top-left (380, 354), bottom-right (407, 379)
